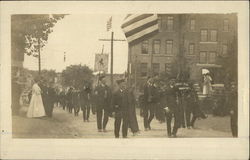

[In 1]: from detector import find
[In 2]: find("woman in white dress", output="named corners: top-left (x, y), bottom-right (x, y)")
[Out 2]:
top-left (27, 78), bottom-right (46, 118)
top-left (203, 74), bottom-right (213, 95)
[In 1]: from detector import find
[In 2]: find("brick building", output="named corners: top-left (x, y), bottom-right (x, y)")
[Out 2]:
top-left (127, 14), bottom-right (237, 91)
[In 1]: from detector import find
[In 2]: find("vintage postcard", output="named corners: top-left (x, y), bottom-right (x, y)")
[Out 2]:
top-left (0, 1), bottom-right (249, 159)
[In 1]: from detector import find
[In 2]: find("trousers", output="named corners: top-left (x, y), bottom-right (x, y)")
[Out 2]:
top-left (114, 111), bottom-right (129, 138)
top-left (165, 110), bottom-right (180, 136)
top-left (96, 107), bottom-right (109, 130)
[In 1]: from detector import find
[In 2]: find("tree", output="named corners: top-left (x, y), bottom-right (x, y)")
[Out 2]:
top-left (61, 65), bottom-right (94, 89)
top-left (40, 69), bottom-right (57, 83)
top-left (11, 14), bottom-right (66, 63)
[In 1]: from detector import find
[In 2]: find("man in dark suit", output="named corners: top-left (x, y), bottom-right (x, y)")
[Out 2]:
top-left (80, 85), bottom-right (92, 122)
top-left (94, 75), bottom-right (111, 132)
top-left (113, 79), bottom-right (129, 138)
top-left (66, 87), bottom-right (74, 113)
top-left (229, 82), bottom-right (237, 137)
top-left (163, 79), bottom-right (181, 137)
top-left (143, 77), bottom-right (159, 130)
top-left (38, 78), bottom-right (49, 115)
top-left (46, 81), bottom-right (56, 118)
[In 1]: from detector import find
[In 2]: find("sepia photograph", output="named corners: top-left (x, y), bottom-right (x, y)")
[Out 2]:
top-left (1, 1), bottom-right (249, 159)
top-left (11, 13), bottom-right (238, 139)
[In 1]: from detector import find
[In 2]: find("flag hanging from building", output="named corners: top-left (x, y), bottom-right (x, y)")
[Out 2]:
top-left (94, 54), bottom-right (109, 73)
top-left (121, 14), bottom-right (159, 44)
top-left (107, 17), bottom-right (112, 31)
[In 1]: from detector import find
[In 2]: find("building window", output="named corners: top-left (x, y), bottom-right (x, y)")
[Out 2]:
top-left (210, 30), bottom-right (217, 42)
top-left (140, 63), bottom-right (147, 77)
top-left (222, 44), bottom-right (228, 55)
top-left (190, 19), bottom-right (195, 31)
top-left (199, 52), bottom-right (207, 64)
top-left (166, 40), bottom-right (173, 55)
top-left (189, 43), bottom-right (195, 55)
top-left (208, 52), bottom-right (216, 64)
top-left (223, 19), bottom-right (229, 32)
top-left (201, 30), bottom-right (208, 42)
top-left (141, 40), bottom-right (149, 54)
top-left (167, 16), bottom-right (174, 31)
top-left (152, 63), bottom-right (160, 76)
top-left (153, 40), bottom-right (161, 54)
top-left (158, 16), bottom-right (162, 31)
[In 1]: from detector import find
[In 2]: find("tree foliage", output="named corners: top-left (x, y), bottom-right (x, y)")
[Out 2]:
top-left (40, 69), bottom-right (57, 83)
top-left (61, 65), bottom-right (94, 89)
top-left (11, 14), bottom-right (66, 60)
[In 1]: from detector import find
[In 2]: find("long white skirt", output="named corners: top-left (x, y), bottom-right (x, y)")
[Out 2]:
top-left (27, 94), bottom-right (46, 118)
top-left (203, 84), bottom-right (213, 95)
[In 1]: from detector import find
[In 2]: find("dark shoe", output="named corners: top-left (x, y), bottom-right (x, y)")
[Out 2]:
top-left (103, 129), bottom-right (107, 132)
top-left (98, 129), bottom-right (102, 132)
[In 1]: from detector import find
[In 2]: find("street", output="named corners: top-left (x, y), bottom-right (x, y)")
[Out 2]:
top-left (12, 105), bottom-right (232, 138)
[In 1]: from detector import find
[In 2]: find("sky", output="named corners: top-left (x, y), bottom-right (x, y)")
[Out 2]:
top-left (23, 14), bottom-right (128, 74)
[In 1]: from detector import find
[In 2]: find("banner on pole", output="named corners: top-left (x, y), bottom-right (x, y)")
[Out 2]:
top-left (94, 54), bottom-right (109, 73)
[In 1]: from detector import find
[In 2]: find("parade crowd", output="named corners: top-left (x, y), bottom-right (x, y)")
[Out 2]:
top-left (25, 73), bottom-right (238, 138)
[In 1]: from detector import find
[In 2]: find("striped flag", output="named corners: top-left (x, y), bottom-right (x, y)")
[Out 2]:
top-left (107, 17), bottom-right (112, 31)
top-left (121, 14), bottom-right (159, 44)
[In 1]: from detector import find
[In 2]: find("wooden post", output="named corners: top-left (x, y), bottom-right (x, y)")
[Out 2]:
top-left (38, 38), bottom-right (41, 74)
top-left (111, 31), bottom-right (114, 90)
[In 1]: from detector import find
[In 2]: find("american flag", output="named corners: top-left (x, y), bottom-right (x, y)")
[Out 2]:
top-left (107, 17), bottom-right (112, 31)
top-left (121, 14), bottom-right (159, 44)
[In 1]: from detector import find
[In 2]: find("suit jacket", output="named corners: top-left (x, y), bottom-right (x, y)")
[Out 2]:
top-left (163, 86), bottom-right (178, 111)
top-left (47, 87), bottom-right (56, 105)
top-left (38, 84), bottom-right (49, 105)
top-left (94, 84), bottom-right (111, 109)
top-left (113, 89), bottom-right (129, 113)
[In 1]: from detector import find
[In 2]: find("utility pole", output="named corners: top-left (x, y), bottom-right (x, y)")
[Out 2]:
top-left (110, 32), bottom-right (114, 90)
top-left (38, 38), bottom-right (41, 75)
top-left (99, 31), bottom-right (126, 111)
top-left (99, 34), bottom-right (126, 91)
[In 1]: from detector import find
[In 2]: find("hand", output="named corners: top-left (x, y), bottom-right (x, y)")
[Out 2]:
top-left (230, 110), bottom-right (234, 115)
top-left (115, 105), bottom-right (119, 108)
top-left (164, 107), bottom-right (170, 113)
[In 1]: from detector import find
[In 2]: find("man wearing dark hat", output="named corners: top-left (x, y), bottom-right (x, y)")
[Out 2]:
top-left (113, 79), bottom-right (129, 138)
top-left (80, 85), bottom-right (92, 122)
top-left (94, 75), bottom-right (111, 132)
top-left (143, 76), bottom-right (159, 130)
top-left (163, 78), bottom-right (181, 137)
top-left (38, 77), bottom-right (49, 115)
top-left (66, 87), bottom-right (74, 113)
top-left (46, 80), bottom-right (56, 118)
